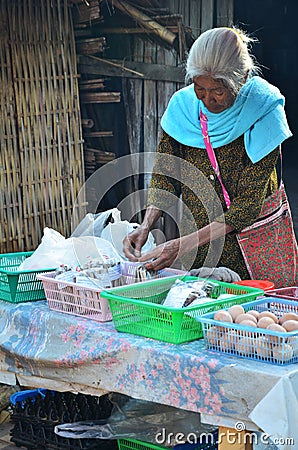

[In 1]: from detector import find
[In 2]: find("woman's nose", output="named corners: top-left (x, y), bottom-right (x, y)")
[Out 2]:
top-left (201, 90), bottom-right (213, 106)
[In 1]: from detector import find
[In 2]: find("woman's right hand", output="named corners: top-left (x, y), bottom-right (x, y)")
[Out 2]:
top-left (122, 225), bottom-right (150, 261)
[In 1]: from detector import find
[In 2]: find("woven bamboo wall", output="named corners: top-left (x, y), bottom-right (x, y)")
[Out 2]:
top-left (0, 0), bottom-right (85, 253)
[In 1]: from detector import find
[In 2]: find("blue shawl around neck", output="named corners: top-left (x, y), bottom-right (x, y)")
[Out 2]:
top-left (160, 76), bottom-right (292, 163)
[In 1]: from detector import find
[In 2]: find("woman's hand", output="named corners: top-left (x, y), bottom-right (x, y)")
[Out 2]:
top-left (122, 225), bottom-right (150, 261)
top-left (123, 205), bottom-right (162, 261)
top-left (138, 238), bottom-right (182, 271)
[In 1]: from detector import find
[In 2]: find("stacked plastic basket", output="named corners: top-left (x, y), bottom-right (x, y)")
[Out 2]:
top-left (0, 251), bottom-right (55, 303)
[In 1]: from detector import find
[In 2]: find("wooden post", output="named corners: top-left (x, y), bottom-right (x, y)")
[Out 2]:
top-left (218, 427), bottom-right (253, 450)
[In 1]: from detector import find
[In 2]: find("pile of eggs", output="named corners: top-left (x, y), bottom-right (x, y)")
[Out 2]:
top-left (206, 305), bottom-right (298, 362)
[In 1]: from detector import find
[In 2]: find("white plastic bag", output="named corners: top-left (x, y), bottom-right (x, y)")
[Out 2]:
top-left (19, 232), bottom-right (123, 271)
top-left (71, 208), bottom-right (121, 238)
top-left (18, 228), bottom-right (66, 270)
top-left (18, 208), bottom-right (156, 270)
top-left (72, 208), bottom-right (156, 260)
top-left (101, 221), bottom-right (155, 260)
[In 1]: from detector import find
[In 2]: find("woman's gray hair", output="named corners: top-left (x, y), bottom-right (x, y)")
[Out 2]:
top-left (186, 27), bottom-right (260, 95)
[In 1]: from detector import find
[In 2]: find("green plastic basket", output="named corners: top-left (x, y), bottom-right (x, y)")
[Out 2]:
top-left (117, 439), bottom-right (166, 450)
top-left (117, 433), bottom-right (219, 449)
top-left (0, 251), bottom-right (55, 303)
top-left (101, 276), bottom-right (264, 344)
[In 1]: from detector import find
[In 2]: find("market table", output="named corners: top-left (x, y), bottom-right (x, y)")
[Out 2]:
top-left (0, 299), bottom-right (297, 450)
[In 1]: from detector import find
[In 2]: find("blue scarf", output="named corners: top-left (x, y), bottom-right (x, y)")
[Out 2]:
top-left (160, 76), bottom-right (292, 163)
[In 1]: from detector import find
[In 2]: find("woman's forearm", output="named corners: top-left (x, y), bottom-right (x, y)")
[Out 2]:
top-left (141, 205), bottom-right (162, 230)
top-left (180, 221), bottom-right (234, 254)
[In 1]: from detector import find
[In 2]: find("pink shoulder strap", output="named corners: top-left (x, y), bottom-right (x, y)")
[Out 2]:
top-left (199, 110), bottom-right (231, 208)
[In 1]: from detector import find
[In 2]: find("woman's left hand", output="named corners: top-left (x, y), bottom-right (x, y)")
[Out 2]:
top-left (137, 239), bottom-right (182, 271)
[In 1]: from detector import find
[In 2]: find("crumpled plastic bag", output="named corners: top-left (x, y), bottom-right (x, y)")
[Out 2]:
top-left (54, 393), bottom-right (215, 446)
top-left (18, 232), bottom-right (122, 271)
top-left (101, 221), bottom-right (155, 260)
top-left (71, 208), bottom-right (121, 238)
top-left (72, 208), bottom-right (156, 260)
top-left (18, 208), bottom-right (156, 270)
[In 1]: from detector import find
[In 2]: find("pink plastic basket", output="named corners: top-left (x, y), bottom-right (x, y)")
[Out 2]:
top-left (120, 261), bottom-right (187, 285)
top-left (37, 272), bottom-right (112, 322)
top-left (37, 265), bottom-right (187, 322)
top-left (264, 286), bottom-right (298, 300)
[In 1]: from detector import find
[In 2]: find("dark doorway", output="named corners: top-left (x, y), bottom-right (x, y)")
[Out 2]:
top-left (234, 1), bottom-right (298, 236)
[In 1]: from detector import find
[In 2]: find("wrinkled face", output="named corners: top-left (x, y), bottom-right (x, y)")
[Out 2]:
top-left (193, 75), bottom-right (236, 113)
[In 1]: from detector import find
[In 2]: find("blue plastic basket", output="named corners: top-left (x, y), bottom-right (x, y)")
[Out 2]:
top-left (10, 388), bottom-right (47, 406)
top-left (199, 297), bottom-right (298, 365)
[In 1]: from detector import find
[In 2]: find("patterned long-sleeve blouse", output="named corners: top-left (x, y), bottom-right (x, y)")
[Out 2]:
top-left (148, 130), bottom-right (279, 279)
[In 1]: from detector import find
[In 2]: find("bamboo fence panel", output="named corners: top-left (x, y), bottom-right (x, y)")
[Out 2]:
top-left (0, 3), bottom-right (24, 252)
top-left (0, 0), bottom-right (85, 252)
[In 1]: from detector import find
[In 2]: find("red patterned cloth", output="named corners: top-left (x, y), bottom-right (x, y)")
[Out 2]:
top-left (236, 183), bottom-right (298, 288)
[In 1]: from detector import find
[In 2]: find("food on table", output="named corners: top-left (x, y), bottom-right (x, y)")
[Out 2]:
top-left (235, 336), bottom-right (253, 355)
top-left (282, 320), bottom-right (298, 332)
top-left (279, 312), bottom-right (298, 325)
top-left (206, 305), bottom-right (298, 363)
top-left (213, 310), bottom-right (233, 323)
top-left (257, 311), bottom-right (278, 323)
top-left (255, 336), bottom-right (271, 358)
top-left (235, 313), bottom-right (257, 324)
top-left (246, 309), bottom-right (260, 320)
top-left (272, 343), bottom-right (294, 362)
top-left (257, 316), bottom-right (275, 329)
top-left (227, 304), bottom-right (245, 321)
top-left (238, 319), bottom-right (257, 328)
top-left (266, 323), bottom-right (287, 343)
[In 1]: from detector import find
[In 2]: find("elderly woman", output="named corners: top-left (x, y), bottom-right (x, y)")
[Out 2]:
top-left (123, 27), bottom-right (293, 282)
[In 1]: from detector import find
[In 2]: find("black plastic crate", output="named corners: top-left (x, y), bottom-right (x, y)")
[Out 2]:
top-left (10, 389), bottom-right (118, 450)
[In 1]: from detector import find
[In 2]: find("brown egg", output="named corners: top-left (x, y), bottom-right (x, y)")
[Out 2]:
top-left (219, 330), bottom-right (238, 352)
top-left (287, 335), bottom-right (298, 352)
top-left (235, 313), bottom-right (257, 325)
top-left (206, 326), bottom-right (221, 346)
top-left (279, 312), bottom-right (298, 325)
top-left (272, 344), bottom-right (294, 362)
top-left (282, 320), bottom-right (298, 332)
top-left (239, 319), bottom-right (257, 328)
top-left (237, 320), bottom-right (257, 338)
top-left (255, 336), bottom-right (271, 359)
top-left (266, 323), bottom-right (287, 344)
top-left (246, 310), bottom-right (260, 320)
top-left (214, 310), bottom-right (233, 323)
top-left (235, 336), bottom-right (253, 355)
top-left (257, 317), bottom-right (275, 329)
top-left (228, 305), bottom-right (245, 322)
top-left (258, 311), bottom-right (278, 323)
